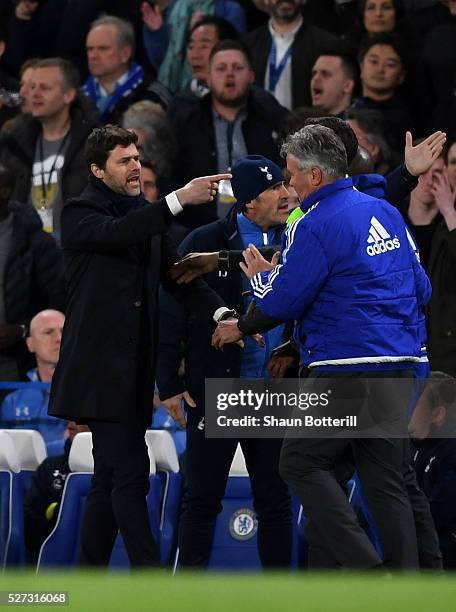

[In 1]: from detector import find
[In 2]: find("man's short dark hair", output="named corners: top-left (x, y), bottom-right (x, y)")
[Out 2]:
top-left (358, 33), bottom-right (407, 69)
top-left (317, 51), bottom-right (359, 84)
top-left (305, 116), bottom-right (359, 166)
top-left (0, 163), bottom-right (16, 193)
top-left (85, 125), bottom-right (138, 170)
top-left (34, 57), bottom-right (80, 91)
top-left (209, 39), bottom-right (251, 67)
top-left (188, 16), bottom-right (239, 46)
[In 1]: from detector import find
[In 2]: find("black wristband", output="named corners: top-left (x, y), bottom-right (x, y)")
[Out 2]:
top-left (401, 163), bottom-right (418, 184)
top-left (218, 250), bottom-right (229, 273)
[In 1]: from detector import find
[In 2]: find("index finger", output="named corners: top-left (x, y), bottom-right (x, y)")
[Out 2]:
top-left (202, 173), bottom-right (232, 181)
top-left (248, 243), bottom-right (262, 257)
top-left (423, 130), bottom-right (445, 145)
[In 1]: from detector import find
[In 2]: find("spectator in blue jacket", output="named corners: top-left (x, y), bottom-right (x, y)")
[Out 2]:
top-left (1, 309), bottom-right (66, 455)
top-left (239, 124), bottom-right (431, 570)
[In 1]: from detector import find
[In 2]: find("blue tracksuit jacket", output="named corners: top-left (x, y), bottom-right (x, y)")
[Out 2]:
top-left (251, 177), bottom-right (431, 370)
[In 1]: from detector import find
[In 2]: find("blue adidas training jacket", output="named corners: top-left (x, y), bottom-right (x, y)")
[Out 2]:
top-left (250, 177), bottom-right (431, 370)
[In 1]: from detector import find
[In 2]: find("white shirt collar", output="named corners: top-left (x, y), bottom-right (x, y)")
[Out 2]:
top-left (95, 70), bottom-right (130, 98)
top-left (268, 15), bottom-right (303, 41)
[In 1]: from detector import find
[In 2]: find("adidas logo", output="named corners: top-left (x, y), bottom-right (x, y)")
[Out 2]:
top-left (366, 216), bottom-right (400, 257)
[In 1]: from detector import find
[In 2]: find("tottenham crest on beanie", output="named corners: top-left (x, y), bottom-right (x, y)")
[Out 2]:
top-left (231, 155), bottom-right (284, 209)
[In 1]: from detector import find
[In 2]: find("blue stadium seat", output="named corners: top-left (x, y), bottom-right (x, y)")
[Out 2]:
top-left (37, 431), bottom-right (178, 570)
top-left (207, 445), bottom-right (261, 570)
top-left (350, 474), bottom-right (383, 558)
top-left (145, 430), bottom-right (182, 565)
top-left (0, 431), bottom-right (20, 570)
top-left (3, 430), bottom-right (47, 567)
top-left (37, 432), bottom-right (94, 570)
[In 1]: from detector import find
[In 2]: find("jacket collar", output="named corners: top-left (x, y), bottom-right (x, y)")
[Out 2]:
top-left (87, 176), bottom-right (147, 215)
top-left (300, 177), bottom-right (353, 212)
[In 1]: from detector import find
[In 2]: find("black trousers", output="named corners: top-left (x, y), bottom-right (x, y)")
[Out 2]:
top-left (402, 440), bottom-right (443, 569)
top-left (280, 371), bottom-right (419, 569)
top-left (79, 420), bottom-right (159, 568)
top-left (178, 412), bottom-right (292, 568)
top-left (305, 440), bottom-right (442, 569)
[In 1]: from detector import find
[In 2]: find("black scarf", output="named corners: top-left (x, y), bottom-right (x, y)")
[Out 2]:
top-left (89, 175), bottom-right (147, 216)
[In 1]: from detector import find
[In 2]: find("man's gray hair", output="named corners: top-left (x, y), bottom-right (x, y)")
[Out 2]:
top-left (90, 15), bottom-right (135, 53)
top-left (281, 124), bottom-right (348, 178)
top-left (122, 101), bottom-right (176, 179)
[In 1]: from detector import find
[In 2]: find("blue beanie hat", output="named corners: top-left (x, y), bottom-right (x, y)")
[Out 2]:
top-left (231, 155), bottom-right (284, 209)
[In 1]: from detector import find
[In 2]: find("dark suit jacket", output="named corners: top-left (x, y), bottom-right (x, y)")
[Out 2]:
top-left (245, 21), bottom-right (342, 109)
top-left (169, 88), bottom-right (289, 230)
top-left (48, 180), bottom-right (225, 424)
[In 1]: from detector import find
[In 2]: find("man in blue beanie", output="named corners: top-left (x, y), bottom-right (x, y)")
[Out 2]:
top-left (156, 154), bottom-right (295, 568)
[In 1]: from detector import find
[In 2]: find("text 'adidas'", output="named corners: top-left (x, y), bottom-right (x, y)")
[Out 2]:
top-left (366, 216), bottom-right (401, 257)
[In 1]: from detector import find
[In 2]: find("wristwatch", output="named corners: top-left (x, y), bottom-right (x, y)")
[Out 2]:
top-left (218, 250), bottom-right (230, 273)
top-left (213, 308), bottom-right (239, 323)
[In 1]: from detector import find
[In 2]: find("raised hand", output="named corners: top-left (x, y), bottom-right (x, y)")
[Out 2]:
top-left (141, 1), bottom-right (163, 31)
top-left (405, 131), bottom-right (447, 177)
top-left (431, 171), bottom-right (456, 231)
top-left (240, 244), bottom-right (280, 279)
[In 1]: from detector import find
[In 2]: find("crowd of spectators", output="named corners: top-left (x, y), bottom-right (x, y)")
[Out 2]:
top-left (0, 0), bottom-right (456, 569)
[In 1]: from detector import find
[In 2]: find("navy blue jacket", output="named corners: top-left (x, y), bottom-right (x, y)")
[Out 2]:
top-left (156, 208), bottom-right (286, 411)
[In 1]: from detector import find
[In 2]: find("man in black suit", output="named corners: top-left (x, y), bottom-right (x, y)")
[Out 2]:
top-left (48, 124), bottom-right (231, 567)
top-left (245, 0), bottom-right (341, 110)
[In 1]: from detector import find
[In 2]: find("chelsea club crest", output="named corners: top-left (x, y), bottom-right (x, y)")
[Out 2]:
top-left (229, 508), bottom-right (258, 541)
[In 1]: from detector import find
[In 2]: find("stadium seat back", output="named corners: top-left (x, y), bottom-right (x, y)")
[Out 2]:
top-left (68, 433), bottom-right (94, 472)
top-left (4, 430), bottom-right (47, 470)
top-left (0, 431), bottom-right (20, 570)
top-left (208, 444), bottom-right (261, 570)
top-left (145, 430), bottom-right (182, 565)
top-left (37, 472), bottom-right (92, 569)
